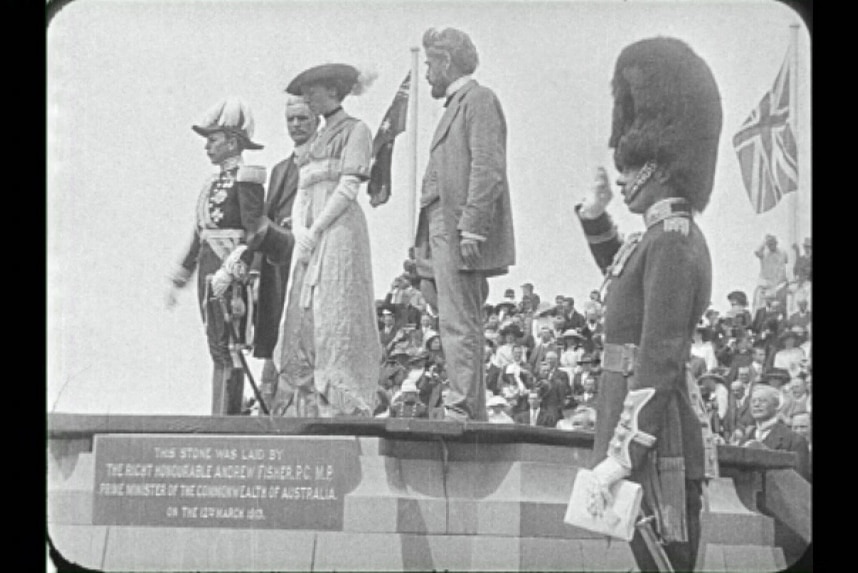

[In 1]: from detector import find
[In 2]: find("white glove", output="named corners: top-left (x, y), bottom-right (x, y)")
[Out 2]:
top-left (578, 167), bottom-right (613, 220)
top-left (211, 268), bottom-right (233, 298)
top-left (586, 456), bottom-right (631, 519)
top-left (223, 245), bottom-right (249, 282)
top-left (297, 228), bottom-right (318, 253)
top-left (293, 228), bottom-right (314, 264)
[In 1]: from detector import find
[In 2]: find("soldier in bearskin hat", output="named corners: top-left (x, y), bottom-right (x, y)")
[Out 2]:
top-left (571, 37), bottom-right (723, 571)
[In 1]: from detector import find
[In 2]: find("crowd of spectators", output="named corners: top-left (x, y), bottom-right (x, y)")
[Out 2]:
top-left (342, 234), bottom-right (811, 477)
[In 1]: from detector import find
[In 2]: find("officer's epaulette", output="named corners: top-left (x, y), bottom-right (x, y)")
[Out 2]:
top-left (662, 217), bottom-right (690, 236)
top-left (236, 165), bottom-right (267, 184)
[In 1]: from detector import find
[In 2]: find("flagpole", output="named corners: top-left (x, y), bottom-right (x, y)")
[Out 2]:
top-left (408, 47), bottom-right (420, 246)
top-left (789, 24), bottom-right (800, 251)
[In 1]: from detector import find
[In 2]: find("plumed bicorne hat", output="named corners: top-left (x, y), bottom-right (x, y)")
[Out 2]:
top-left (192, 97), bottom-right (263, 150)
top-left (609, 37), bottom-right (723, 212)
top-left (286, 63), bottom-right (376, 98)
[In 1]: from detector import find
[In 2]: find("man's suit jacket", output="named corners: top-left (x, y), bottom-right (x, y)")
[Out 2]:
top-left (744, 421), bottom-right (810, 480)
top-left (722, 394), bottom-right (753, 438)
top-left (379, 326), bottom-right (400, 350)
top-left (252, 155), bottom-right (299, 358)
top-left (527, 341), bottom-right (557, 372)
top-left (751, 307), bottom-right (786, 336)
top-left (513, 408), bottom-right (558, 428)
top-left (416, 80), bottom-right (515, 276)
top-left (565, 310), bottom-right (586, 331)
top-left (542, 368), bottom-right (572, 415)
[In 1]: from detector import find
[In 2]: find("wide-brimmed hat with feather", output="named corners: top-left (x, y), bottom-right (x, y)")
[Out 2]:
top-left (286, 63), bottom-right (376, 99)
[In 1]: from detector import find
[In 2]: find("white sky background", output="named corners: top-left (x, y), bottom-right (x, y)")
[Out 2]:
top-left (47, 0), bottom-right (811, 415)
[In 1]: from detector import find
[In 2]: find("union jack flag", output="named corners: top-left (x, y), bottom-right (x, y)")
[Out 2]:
top-left (733, 47), bottom-right (798, 214)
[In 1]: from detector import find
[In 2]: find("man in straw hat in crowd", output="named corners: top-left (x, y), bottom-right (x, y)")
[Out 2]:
top-left (252, 94), bottom-right (319, 410)
top-left (270, 62), bottom-right (382, 418)
top-left (486, 394), bottom-right (514, 424)
top-left (414, 27), bottom-right (515, 422)
top-left (571, 37), bottom-right (723, 571)
top-left (167, 97), bottom-right (289, 415)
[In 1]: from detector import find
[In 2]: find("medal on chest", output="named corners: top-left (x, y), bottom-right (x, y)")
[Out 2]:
top-left (207, 171), bottom-right (236, 225)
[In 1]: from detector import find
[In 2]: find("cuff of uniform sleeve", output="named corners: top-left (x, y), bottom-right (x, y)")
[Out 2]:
top-left (461, 231), bottom-right (486, 242)
top-left (575, 207), bottom-right (617, 244)
top-left (169, 265), bottom-right (192, 288)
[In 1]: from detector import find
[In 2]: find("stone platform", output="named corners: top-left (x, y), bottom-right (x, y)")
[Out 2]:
top-left (48, 414), bottom-right (807, 571)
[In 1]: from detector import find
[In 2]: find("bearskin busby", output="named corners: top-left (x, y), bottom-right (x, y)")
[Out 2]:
top-left (609, 37), bottom-right (723, 212)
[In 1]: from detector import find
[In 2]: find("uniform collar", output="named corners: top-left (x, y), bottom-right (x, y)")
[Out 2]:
top-left (644, 198), bottom-right (692, 229)
top-left (219, 155), bottom-right (244, 173)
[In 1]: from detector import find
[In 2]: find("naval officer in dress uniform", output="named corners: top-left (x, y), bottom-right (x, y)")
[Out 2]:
top-left (572, 38), bottom-right (723, 572)
top-left (167, 97), bottom-right (292, 415)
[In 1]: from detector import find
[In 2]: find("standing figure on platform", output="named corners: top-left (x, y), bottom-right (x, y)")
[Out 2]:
top-left (753, 234), bottom-right (790, 313)
top-left (167, 98), bottom-right (277, 415)
top-left (572, 38), bottom-right (722, 572)
top-left (414, 27), bottom-right (515, 421)
top-left (271, 63), bottom-right (382, 417)
top-left (252, 95), bottom-right (318, 410)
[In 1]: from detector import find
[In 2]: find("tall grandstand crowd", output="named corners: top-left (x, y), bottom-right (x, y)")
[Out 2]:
top-left (362, 233), bottom-right (811, 472)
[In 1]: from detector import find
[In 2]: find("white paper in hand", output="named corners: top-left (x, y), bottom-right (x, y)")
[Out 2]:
top-left (564, 468), bottom-right (643, 542)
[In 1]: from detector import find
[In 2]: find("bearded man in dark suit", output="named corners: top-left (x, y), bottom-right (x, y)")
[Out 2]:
top-left (415, 27), bottom-right (515, 421)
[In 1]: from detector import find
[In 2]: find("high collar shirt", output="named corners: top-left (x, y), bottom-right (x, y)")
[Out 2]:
top-left (445, 75), bottom-right (473, 99)
top-left (754, 417), bottom-right (779, 442)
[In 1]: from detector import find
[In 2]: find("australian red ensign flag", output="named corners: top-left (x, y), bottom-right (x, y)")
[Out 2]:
top-left (368, 72), bottom-right (410, 207)
top-left (732, 46), bottom-right (798, 214)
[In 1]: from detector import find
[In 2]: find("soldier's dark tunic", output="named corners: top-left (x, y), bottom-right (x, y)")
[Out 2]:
top-left (578, 197), bottom-right (708, 555)
top-left (176, 157), bottom-right (266, 414)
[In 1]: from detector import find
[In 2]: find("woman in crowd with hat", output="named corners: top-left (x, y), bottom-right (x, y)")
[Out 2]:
top-left (725, 290), bottom-right (752, 330)
top-left (772, 325), bottom-right (807, 374)
top-left (271, 63), bottom-right (381, 417)
top-left (559, 329), bottom-right (586, 370)
top-left (167, 97), bottom-right (282, 416)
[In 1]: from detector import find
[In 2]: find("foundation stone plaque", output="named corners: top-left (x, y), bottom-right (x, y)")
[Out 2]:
top-left (92, 434), bottom-right (360, 529)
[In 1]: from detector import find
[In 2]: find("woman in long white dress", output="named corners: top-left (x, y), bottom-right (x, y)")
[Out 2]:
top-left (271, 64), bottom-right (381, 417)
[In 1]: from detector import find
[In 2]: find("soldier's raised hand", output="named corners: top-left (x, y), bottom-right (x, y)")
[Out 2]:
top-left (579, 167), bottom-right (613, 220)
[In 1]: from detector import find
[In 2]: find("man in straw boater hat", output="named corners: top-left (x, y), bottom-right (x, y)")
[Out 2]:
top-left (414, 27), bottom-right (515, 422)
top-left (167, 97), bottom-right (290, 416)
top-left (252, 94), bottom-right (319, 411)
top-left (571, 37), bottom-right (723, 571)
top-left (270, 62), bottom-right (382, 418)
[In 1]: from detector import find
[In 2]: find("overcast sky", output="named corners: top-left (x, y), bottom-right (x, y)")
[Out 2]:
top-left (47, 0), bottom-right (811, 415)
